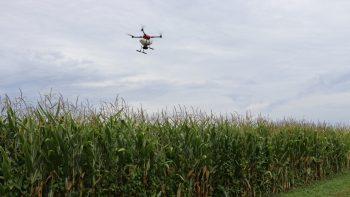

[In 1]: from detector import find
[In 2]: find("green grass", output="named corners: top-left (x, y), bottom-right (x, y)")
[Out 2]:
top-left (276, 171), bottom-right (350, 197)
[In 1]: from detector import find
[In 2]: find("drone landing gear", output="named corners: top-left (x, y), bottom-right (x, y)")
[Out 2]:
top-left (137, 45), bottom-right (148, 54)
top-left (136, 50), bottom-right (147, 54)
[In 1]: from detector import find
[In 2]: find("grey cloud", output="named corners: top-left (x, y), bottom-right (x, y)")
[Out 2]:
top-left (262, 69), bottom-right (350, 114)
top-left (302, 70), bottom-right (350, 95)
top-left (0, 49), bottom-right (101, 95)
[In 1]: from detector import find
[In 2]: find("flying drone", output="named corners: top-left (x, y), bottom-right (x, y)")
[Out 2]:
top-left (128, 27), bottom-right (162, 54)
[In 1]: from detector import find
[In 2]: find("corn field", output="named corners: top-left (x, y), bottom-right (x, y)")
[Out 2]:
top-left (0, 95), bottom-right (350, 196)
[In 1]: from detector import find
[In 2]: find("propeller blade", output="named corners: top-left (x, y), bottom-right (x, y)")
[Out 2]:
top-left (127, 33), bottom-right (135, 38)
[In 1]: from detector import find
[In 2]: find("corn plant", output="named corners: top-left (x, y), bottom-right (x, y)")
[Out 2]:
top-left (0, 95), bottom-right (349, 196)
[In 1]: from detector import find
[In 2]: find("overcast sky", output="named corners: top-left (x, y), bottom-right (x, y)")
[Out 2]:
top-left (1, 0), bottom-right (350, 124)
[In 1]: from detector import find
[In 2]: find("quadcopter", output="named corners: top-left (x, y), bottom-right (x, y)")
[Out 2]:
top-left (128, 27), bottom-right (162, 54)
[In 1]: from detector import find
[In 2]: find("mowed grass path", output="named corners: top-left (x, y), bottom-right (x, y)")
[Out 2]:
top-left (276, 171), bottom-right (350, 197)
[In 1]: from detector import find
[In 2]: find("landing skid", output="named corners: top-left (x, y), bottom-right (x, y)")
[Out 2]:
top-left (136, 50), bottom-right (147, 54)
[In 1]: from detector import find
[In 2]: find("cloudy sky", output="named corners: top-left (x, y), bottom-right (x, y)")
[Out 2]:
top-left (1, 0), bottom-right (350, 124)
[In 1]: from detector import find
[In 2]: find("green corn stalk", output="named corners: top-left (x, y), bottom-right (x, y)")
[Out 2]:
top-left (0, 95), bottom-right (350, 196)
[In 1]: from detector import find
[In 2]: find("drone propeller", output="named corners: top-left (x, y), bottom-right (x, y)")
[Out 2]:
top-left (151, 32), bottom-right (163, 38)
top-left (127, 33), bottom-right (135, 38)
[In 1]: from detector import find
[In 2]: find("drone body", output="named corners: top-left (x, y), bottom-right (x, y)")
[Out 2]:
top-left (128, 28), bottom-right (162, 54)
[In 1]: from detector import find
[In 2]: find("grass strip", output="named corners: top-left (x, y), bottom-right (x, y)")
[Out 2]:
top-left (276, 171), bottom-right (350, 197)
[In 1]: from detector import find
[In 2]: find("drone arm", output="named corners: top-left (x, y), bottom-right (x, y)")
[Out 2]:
top-left (127, 33), bottom-right (143, 38)
top-left (141, 28), bottom-right (146, 34)
top-left (150, 35), bottom-right (162, 38)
